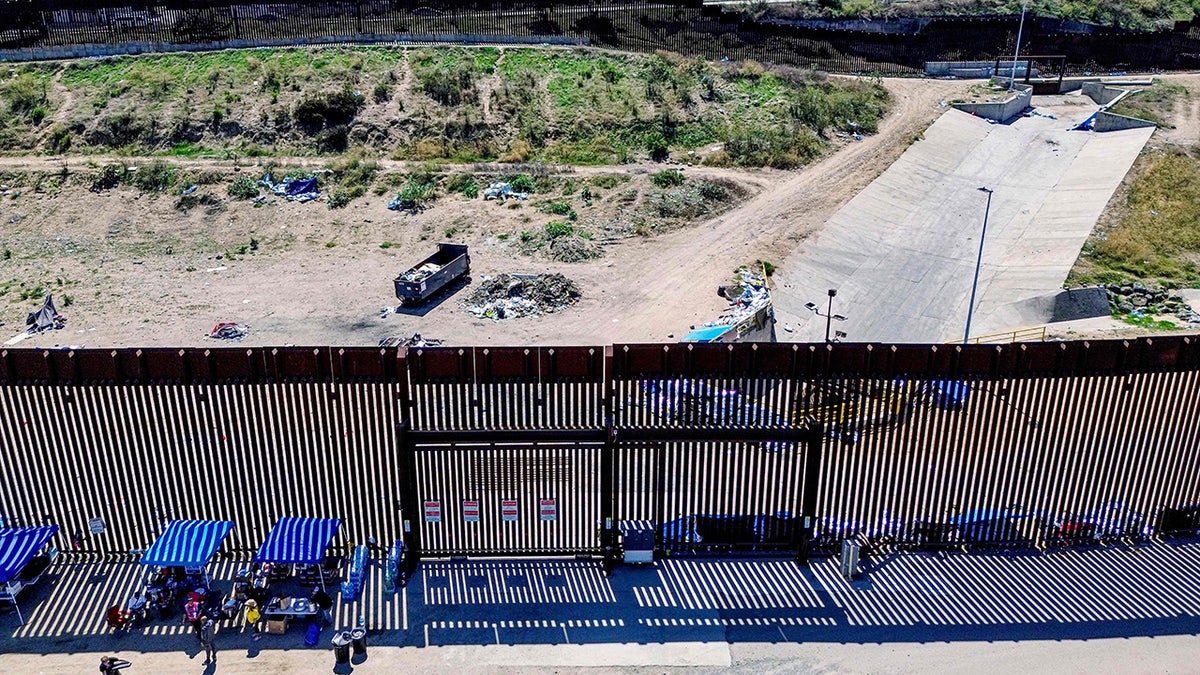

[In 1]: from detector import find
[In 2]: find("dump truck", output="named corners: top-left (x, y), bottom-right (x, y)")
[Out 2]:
top-left (394, 243), bottom-right (470, 305)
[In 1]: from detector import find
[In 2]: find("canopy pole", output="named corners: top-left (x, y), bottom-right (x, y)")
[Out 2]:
top-left (14, 598), bottom-right (23, 625)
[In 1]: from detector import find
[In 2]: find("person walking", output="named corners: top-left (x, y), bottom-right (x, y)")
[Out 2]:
top-left (98, 656), bottom-right (131, 673)
top-left (311, 586), bottom-right (333, 627)
top-left (199, 618), bottom-right (218, 664)
top-left (244, 599), bottom-right (262, 640)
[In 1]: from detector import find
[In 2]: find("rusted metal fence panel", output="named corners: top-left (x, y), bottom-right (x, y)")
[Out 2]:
top-left (1, 339), bottom-right (1200, 562)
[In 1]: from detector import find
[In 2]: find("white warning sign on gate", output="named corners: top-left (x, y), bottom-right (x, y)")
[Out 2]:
top-left (501, 499), bottom-right (519, 522)
top-left (423, 500), bottom-right (442, 523)
top-left (539, 499), bottom-right (557, 521)
top-left (463, 500), bottom-right (480, 523)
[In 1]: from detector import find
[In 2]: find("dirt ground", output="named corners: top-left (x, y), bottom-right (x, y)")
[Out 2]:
top-left (0, 76), bottom-right (970, 349)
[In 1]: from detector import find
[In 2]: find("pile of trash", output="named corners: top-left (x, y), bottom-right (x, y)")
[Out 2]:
top-left (25, 295), bottom-right (66, 333)
top-left (682, 269), bottom-right (771, 342)
top-left (463, 273), bottom-right (581, 320)
top-left (482, 182), bottom-right (528, 201)
top-left (379, 333), bottom-right (444, 348)
top-left (209, 322), bottom-right (249, 341)
top-left (398, 262), bottom-right (441, 283)
top-left (257, 174), bottom-right (320, 202)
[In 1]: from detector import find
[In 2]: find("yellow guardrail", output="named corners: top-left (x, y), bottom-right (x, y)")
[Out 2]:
top-left (961, 326), bottom-right (1048, 345)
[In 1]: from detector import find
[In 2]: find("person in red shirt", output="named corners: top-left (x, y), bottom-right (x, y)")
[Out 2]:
top-left (183, 597), bottom-right (204, 639)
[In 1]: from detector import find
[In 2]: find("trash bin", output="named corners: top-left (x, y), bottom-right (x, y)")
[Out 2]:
top-left (331, 631), bottom-right (352, 664)
top-left (350, 627), bottom-right (367, 655)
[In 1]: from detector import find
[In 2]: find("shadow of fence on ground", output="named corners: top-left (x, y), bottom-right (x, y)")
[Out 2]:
top-left (4, 541), bottom-right (1200, 653)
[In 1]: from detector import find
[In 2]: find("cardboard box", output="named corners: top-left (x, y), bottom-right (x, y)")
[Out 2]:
top-left (266, 618), bottom-right (287, 635)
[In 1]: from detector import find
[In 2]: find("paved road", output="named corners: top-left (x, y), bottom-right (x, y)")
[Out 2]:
top-left (3, 541), bottom-right (1200, 673)
top-left (772, 98), bottom-right (1154, 343)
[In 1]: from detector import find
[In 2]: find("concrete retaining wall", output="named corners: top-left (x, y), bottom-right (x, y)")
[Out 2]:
top-left (952, 84), bottom-right (1033, 122)
top-left (1094, 111), bottom-right (1158, 131)
top-left (0, 33), bottom-right (588, 62)
top-left (1082, 81), bottom-right (1130, 105)
top-left (926, 60), bottom-right (1030, 78)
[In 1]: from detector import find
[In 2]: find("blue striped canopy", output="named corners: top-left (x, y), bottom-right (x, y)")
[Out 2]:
top-left (141, 520), bottom-right (233, 568)
top-left (255, 517), bottom-right (341, 564)
top-left (0, 526), bottom-right (58, 584)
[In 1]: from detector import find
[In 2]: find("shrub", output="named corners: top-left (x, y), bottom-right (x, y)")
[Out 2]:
top-left (651, 169), bottom-right (685, 189)
top-left (507, 174), bottom-right (535, 193)
top-left (294, 88), bottom-right (365, 131)
top-left (90, 164), bottom-right (126, 192)
top-left (545, 219), bottom-right (574, 240)
top-left (48, 126), bottom-right (71, 154)
top-left (130, 160), bottom-right (177, 192)
top-left (328, 186), bottom-right (364, 209)
top-left (445, 173), bottom-right (478, 198)
top-left (645, 131), bottom-right (669, 161)
top-left (372, 81), bottom-right (392, 103)
top-left (499, 140), bottom-right (533, 163)
top-left (228, 175), bottom-right (260, 199)
top-left (2, 73), bottom-right (47, 117)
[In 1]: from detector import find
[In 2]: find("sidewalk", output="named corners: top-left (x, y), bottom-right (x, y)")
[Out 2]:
top-left (3, 540), bottom-right (1200, 673)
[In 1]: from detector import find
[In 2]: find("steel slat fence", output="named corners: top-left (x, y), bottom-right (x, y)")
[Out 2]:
top-left (1, 1), bottom-right (1199, 73)
top-left (0, 340), bottom-right (1199, 564)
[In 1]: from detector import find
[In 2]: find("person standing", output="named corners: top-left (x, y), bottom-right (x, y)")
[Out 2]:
top-left (311, 587), bottom-right (333, 627)
top-left (244, 599), bottom-right (262, 640)
top-left (199, 618), bottom-right (218, 664)
top-left (183, 596), bottom-right (204, 639)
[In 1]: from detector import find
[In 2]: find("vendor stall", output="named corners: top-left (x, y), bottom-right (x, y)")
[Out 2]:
top-left (0, 525), bottom-right (60, 624)
top-left (254, 517), bottom-right (341, 589)
top-left (141, 519), bottom-right (233, 588)
top-left (253, 517), bottom-right (341, 634)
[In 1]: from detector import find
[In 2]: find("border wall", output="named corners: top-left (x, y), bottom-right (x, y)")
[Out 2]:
top-left (1, 338), bottom-right (1199, 563)
top-left (2, 1), bottom-right (1199, 74)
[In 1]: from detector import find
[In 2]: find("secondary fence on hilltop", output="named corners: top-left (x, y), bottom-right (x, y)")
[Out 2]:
top-left (1, 1), bottom-right (1199, 73)
top-left (1, 338), bottom-right (1199, 567)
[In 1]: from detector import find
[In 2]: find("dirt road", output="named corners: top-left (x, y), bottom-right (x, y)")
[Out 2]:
top-left (0, 77), bottom-right (969, 348)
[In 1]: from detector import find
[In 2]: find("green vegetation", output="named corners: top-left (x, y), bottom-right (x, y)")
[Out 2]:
top-left (11, 47), bottom-right (887, 167)
top-left (651, 169), bottom-right (686, 188)
top-left (1108, 82), bottom-right (1190, 127)
top-left (227, 176), bottom-right (260, 200)
top-left (756, 0), bottom-right (1200, 33)
top-left (1071, 148), bottom-right (1200, 287)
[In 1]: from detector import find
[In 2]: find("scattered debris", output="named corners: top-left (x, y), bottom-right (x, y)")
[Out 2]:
top-left (463, 273), bottom-right (581, 320)
top-left (399, 262), bottom-right (442, 283)
top-left (482, 182), bottom-right (528, 202)
top-left (209, 322), bottom-right (249, 341)
top-left (683, 269), bottom-right (772, 342)
top-left (257, 174), bottom-right (320, 202)
top-left (25, 295), bottom-right (66, 333)
top-left (379, 333), bottom-right (444, 348)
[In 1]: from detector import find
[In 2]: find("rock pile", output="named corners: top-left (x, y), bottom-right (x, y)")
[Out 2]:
top-left (1105, 283), bottom-right (1200, 323)
top-left (464, 273), bottom-right (582, 320)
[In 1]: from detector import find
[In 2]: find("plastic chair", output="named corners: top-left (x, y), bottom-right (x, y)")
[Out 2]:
top-left (105, 605), bottom-right (132, 632)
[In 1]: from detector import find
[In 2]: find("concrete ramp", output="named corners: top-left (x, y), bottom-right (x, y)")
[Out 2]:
top-left (773, 103), bottom-right (1154, 343)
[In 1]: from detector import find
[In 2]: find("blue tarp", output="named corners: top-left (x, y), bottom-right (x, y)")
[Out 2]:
top-left (258, 174), bottom-right (321, 202)
top-left (254, 517), bottom-right (341, 564)
top-left (0, 526), bottom-right (58, 584)
top-left (681, 325), bottom-right (730, 342)
top-left (141, 520), bottom-right (233, 568)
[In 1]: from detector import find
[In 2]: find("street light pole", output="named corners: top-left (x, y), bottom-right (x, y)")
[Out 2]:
top-left (804, 289), bottom-right (847, 343)
top-left (1008, 0), bottom-right (1029, 91)
top-left (825, 288), bottom-right (836, 343)
top-left (964, 187), bottom-right (993, 344)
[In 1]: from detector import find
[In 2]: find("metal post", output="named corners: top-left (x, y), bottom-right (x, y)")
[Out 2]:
top-left (599, 346), bottom-right (615, 573)
top-left (797, 423), bottom-right (824, 564)
top-left (1008, 0), bottom-right (1029, 90)
top-left (964, 187), bottom-right (993, 344)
